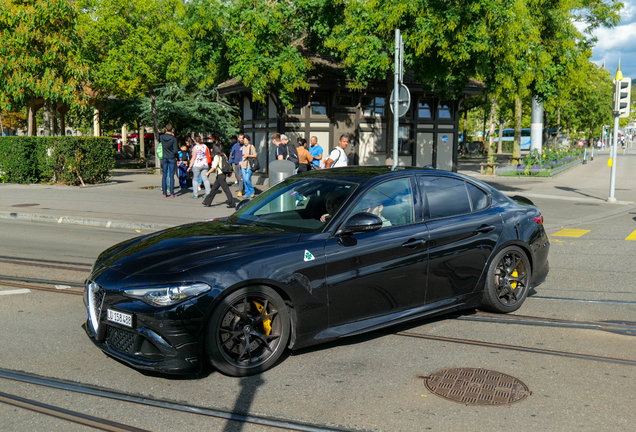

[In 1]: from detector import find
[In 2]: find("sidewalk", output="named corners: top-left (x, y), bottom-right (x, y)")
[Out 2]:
top-left (1, 149), bottom-right (633, 232)
top-left (0, 170), bottom-right (249, 231)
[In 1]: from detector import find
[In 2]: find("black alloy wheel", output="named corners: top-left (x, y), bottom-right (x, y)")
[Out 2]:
top-left (481, 246), bottom-right (531, 313)
top-left (206, 286), bottom-right (290, 376)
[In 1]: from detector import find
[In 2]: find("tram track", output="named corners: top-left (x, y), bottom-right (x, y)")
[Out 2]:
top-left (0, 368), bottom-right (361, 432)
top-left (389, 330), bottom-right (636, 367)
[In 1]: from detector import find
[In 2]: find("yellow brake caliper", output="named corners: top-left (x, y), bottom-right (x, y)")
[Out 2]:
top-left (253, 302), bottom-right (272, 335)
top-left (510, 269), bottom-right (518, 289)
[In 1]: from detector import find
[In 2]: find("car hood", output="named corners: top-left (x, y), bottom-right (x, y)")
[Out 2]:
top-left (93, 220), bottom-right (300, 277)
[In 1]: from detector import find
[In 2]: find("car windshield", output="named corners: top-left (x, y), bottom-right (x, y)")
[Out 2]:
top-left (228, 178), bottom-right (358, 233)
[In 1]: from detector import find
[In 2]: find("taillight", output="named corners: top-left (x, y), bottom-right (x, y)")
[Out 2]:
top-left (533, 215), bottom-right (544, 224)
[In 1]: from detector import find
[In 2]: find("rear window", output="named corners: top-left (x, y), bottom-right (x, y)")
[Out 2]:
top-left (466, 183), bottom-right (489, 211)
top-left (422, 177), bottom-right (471, 219)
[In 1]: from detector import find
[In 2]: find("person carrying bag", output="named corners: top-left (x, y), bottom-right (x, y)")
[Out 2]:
top-left (202, 143), bottom-right (235, 208)
top-left (240, 135), bottom-right (258, 198)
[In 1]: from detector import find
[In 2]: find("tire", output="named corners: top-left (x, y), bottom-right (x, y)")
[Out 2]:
top-left (480, 246), bottom-right (531, 313)
top-left (205, 286), bottom-right (290, 376)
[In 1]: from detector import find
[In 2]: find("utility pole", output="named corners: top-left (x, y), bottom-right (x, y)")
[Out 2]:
top-left (392, 29), bottom-right (400, 171)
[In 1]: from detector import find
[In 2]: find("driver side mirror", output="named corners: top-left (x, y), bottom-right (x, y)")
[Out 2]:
top-left (338, 212), bottom-right (383, 236)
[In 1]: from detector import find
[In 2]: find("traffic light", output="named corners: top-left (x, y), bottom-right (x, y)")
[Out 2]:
top-left (612, 77), bottom-right (631, 118)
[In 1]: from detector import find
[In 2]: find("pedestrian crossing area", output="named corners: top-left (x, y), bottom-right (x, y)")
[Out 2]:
top-left (552, 228), bottom-right (636, 241)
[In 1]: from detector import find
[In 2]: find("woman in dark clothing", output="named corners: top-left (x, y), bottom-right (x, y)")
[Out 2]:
top-left (202, 143), bottom-right (235, 208)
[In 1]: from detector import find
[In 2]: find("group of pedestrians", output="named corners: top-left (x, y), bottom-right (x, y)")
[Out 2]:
top-left (270, 132), bottom-right (349, 172)
top-left (160, 123), bottom-right (351, 207)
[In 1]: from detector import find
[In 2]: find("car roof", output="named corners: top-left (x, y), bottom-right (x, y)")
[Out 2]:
top-left (297, 166), bottom-right (472, 186)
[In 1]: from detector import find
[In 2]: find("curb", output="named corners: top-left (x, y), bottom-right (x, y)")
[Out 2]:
top-left (0, 211), bottom-right (173, 232)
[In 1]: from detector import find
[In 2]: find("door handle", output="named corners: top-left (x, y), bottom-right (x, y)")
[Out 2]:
top-left (476, 225), bottom-right (496, 234)
top-left (402, 239), bottom-right (426, 249)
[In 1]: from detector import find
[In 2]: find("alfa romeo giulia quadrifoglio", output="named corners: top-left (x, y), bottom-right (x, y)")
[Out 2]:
top-left (84, 167), bottom-right (550, 376)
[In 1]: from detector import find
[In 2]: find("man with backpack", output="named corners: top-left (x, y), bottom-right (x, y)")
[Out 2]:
top-left (280, 134), bottom-right (299, 172)
top-left (324, 134), bottom-right (350, 168)
top-left (159, 124), bottom-right (180, 198)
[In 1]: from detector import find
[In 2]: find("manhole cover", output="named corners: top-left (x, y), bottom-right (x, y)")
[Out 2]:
top-left (422, 368), bottom-right (531, 406)
top-left (11, 203), bottom-right (40, 207)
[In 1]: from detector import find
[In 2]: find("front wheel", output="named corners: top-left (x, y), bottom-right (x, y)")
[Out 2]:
top-left (480, 246), bottom-right (531, 313)
top-left (205, 286), bottom-right (290, 376)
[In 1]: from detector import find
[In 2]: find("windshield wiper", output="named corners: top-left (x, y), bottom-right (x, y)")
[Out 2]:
top-left (248, 221), bottom-right (286, 232)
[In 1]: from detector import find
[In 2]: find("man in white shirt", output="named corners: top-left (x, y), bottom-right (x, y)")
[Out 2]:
top-left (324, 134), bottom-right (349, 168)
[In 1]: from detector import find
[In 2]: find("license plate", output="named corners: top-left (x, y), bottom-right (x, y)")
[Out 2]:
top-left (107, 309), bottom-right (133, 328)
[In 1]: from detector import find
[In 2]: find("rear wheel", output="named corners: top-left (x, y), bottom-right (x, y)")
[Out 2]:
top-left (480, 246), bottom-right (531, 313)
top-left (206, 286), bottom-right (290, 376)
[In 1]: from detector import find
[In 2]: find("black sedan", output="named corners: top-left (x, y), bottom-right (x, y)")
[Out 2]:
top-left (84, 167), bottom-right (549, 376)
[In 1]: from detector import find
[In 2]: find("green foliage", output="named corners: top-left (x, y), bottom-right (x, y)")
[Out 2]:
top-left (78, 0), bottom-right (190, 98)
top-left (0, 0), bottom-right (89, 110)
top-left (0, 137), bottom-right (114, 184)
top-left (0, 137), bottom-right (41, 183)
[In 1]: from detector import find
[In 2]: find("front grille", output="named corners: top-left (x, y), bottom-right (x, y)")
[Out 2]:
top-left (93, 287), bottom-right (105, 320)
top-left (107, 326), bottom-right (136, 354)
top-left (87, 282), bottom-right (106, 333)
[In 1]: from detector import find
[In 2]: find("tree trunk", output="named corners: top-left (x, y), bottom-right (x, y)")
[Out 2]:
top-left (148, 84), bottom-right (160, 169)
top-left (487, 99), bottom-right (498, 165)
top-left (567, 118), bottom-right (571, 138)
top-left (557, 106), bottom-right (561, 136)
top-left (27, 101), bottom-right (35, 136)
top-left (139, 124), bottom-right (145, 162)
top-left (43, 99), bottom-right (51, 136)
top-left (136, 119), bottom-right (145, 161)
top-left (514, 96), bottom-right (522, 160)
top-left (482, 97), bottom-right (489, 152)
top-left (543, 108), bottom-right (549, 147)
top-left (497, 115), bottom-right (504, 154)
top-left (51, 102), bottom-right (58, 136)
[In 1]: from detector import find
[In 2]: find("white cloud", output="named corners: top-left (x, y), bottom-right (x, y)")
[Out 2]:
top-left (591, 0), bottom-right (636, 78)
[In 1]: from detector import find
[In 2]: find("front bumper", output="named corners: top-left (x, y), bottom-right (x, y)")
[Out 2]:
top-left (84, 285), bottom-right (206, 375)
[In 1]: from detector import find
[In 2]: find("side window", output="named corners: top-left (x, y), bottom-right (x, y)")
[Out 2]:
top-left (466, 183), bottom-right (489, 212)
top-left (422, 177), bottom-right (471, 219)
top-left (351, 178), bottom-right (414, 227)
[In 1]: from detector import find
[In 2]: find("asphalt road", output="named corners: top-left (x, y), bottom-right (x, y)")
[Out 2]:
top-left (1, 156), bottom-right (636, 431)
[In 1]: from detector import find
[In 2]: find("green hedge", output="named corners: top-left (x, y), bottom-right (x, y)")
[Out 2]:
top-left (0, 137), bottom-right (115, 185)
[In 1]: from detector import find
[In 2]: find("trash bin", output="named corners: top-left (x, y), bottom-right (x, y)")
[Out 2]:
top-left (268, 160), bottom-right (296, 213)
top-left (269, 160), bottom-right (296, 187)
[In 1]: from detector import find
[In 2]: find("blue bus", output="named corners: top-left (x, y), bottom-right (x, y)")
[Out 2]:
top-left (494, 128), bottom-right (532, 150)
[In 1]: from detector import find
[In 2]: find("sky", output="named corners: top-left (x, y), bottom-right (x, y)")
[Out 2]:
top-left (590, 1), bottom-right (636, 79)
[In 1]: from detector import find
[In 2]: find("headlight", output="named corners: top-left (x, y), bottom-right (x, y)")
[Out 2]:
top-left (123, 283), bottom-right (211, 307)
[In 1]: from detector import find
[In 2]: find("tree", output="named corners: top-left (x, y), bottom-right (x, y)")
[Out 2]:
top-left (78, 0), bottom-right (190, 160)
top-left (0, 0), bottom-right (89, 134)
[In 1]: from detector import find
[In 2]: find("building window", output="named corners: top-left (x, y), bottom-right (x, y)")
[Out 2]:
top-left (398, 125), bottom-right (412, 155)
top-left (288, 95), bottom-right (303, 116)
top-left (336, 94), bottom-right (356, 107)
top-left (362, 96), bottom-right (386, 117)
top-left (418, 100), bottom-right (433, 119)
top-left (310, 94), bottom-right (328, 116)
top-left (438, 101), bottom-right (452, 120)
top-left (254, 100), bottom-right (268, 120)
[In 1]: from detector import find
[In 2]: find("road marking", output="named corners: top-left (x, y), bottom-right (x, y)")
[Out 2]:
top-left (54, 285), bottom-right (71, 290)
top-left (106, 221), bottom-right (112, 228)
top-left (0, 289), bottom-right (30, 296)
top-left (552, 229), bottom-right (591, 238)
top-left (626, 229), bottom-right (636, 241)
